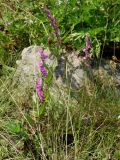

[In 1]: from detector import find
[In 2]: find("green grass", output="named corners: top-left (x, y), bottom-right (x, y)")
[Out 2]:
top-left (0, 68), bottom-right (120, 160)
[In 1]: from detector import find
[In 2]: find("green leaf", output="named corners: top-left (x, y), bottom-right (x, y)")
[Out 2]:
top-left (39, 105), bottom-right (45, 116)
top-left (45, 69), bottom-right (53, 85)
top-left (5, 121), bottom-right (21, 134)
top-left (95, 43), bottom-right (101, 58)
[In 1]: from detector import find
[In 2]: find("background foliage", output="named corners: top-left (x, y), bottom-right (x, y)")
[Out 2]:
top-left (0, 0), bottom-right (120, 65)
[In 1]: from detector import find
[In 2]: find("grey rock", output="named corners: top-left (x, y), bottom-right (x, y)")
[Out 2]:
top-left (14, 46), bottom-right (86, 91)
top-left (70, 68), bottom-right (84, 89)
top-left (14, 46), bottom-right (120, 101)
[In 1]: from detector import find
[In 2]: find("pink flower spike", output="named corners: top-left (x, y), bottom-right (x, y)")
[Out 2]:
top-left (38, 89), bottom-right (44, 102)
top-left (41, 51), bottom-right (48, 60)
top-left (85, 35), bottom-right (91, 49)
top-left (39, 61), bottom-right (48, 77)
top-left (39, 60), bottom-right (43, 67)
top-left (36, 78), bottom-right (42, 91)
top-left (36, 78), bottom-right (44, 102)
top-left (40, 66), bottom-right (48, 77)
top-left (38, 48), bottom-right (48, 60)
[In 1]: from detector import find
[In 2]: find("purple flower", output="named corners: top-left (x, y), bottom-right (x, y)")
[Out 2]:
top-left (36, 47), bottom-right (48, 103)
top-left (50, 16), bottom-right (56, 25)
top-left (44, 8), bottom-right (56, 25)
top-left (85, 35), bottom-right (91, 49)
top-left (79, 34), bottom-right (92, 67)
top-left (38, 48), bottom-right (48, 60)
top-left (41, 51), bottom-right (48, 60)
top-left (83, 34), bottom-right (92, 54)
top-left (39, 61), bottom-right (48, 77)
top-left (83, 48), bottom-right (88, 54)
top-left (44, 8), bottom-right (51, 16)
top-left (44, 7), bottom-right (61, 45)
top-left (36, 78), bottom-right (44, 102)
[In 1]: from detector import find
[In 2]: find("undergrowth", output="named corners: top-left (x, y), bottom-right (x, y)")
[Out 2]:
top-left (0, 68), bottom-right (120, 160)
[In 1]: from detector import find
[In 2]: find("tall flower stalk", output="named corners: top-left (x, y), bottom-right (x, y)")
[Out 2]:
top-left (36, 78), bottom-right (44, 102)
top-left (38, 47), bottom-right (48, 61)
top-left (39, 61), bottom-right (48, 77)
top-left (79, 34), bottom-right (92, 63)
top-left (44, 6), bottom-right (61, 45)
top-left (36, 47), bottom-right (48, 102)
top-left (83, 34), bottom-right (92, 55)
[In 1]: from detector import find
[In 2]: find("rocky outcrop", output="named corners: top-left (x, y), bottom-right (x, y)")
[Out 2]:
top-left (13, 46), bottom-right (86, 90)
top-left (13, 45), bottom-right (120, 101)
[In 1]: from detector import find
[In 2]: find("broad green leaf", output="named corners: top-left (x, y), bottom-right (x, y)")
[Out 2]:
top-left (5, 121), bottom-right (21, 134)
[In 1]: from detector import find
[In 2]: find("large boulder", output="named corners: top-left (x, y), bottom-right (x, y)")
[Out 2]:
top-left (13, 46), bottom-right (86, 90)
top-left (13, 45), bottom-right (120, 101)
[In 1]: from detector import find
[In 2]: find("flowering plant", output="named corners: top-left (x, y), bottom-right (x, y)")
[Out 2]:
top-left (79, 34), bottom-right (92, 67)
top-left (36, 47), bottom-right (48, 102)
top-left (44, 6), bottom-right (61, 46)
